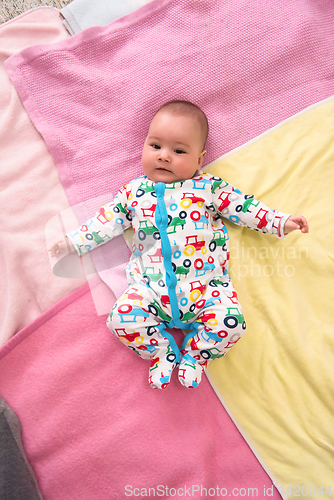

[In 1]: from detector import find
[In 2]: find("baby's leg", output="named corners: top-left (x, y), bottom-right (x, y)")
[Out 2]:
top-left (179, 283), bottom-right (247, 388)
top-left (107, 285), bottom-right (177, 389)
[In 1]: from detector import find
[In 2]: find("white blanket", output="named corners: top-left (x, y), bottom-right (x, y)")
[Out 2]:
top-left (60, 0), bottom-right (153, 35)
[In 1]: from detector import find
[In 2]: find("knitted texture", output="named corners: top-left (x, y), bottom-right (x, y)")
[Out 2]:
top-left (5, 0), bottom-right (334, 298)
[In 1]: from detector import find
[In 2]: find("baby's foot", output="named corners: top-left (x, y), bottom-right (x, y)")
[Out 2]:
top-left (178, 355), bottom-right (205, 388)
top-left (149, 355), bottom-right (177, 389)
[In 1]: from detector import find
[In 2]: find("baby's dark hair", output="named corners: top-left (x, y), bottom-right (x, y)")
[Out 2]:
top-left (154, 100), bottom-right (209, 150)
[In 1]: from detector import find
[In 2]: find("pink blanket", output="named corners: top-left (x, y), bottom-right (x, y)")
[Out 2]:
top-left (0, 9), bottom-right (87, 346)
top-left (0, 284), bottom-right (283, 499)
top-left (5, 0), bottom-right (334, 300)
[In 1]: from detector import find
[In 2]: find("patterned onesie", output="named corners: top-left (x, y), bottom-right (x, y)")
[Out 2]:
top-left (67, 172), bottom-right (290, 389)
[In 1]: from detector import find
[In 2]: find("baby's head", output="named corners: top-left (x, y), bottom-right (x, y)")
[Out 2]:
top-left (141, 100), bottom-right (209, 183)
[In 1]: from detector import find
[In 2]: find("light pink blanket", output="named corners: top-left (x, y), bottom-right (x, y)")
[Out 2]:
top-left (0, 284), bottom-right (283, 499)
top-left (0, 9), bottom-right (87, 346)
top-left (5, 0), bottom-right (334, 300)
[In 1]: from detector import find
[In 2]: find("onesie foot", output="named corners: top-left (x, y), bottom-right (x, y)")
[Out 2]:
top-left (148, 355), bottom-right (177, 389)
top-left (178, 356), bottom-right (205, 388)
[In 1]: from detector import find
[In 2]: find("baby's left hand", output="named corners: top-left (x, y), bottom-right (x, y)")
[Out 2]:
top-left (284, 215), bottom-right (309, 235)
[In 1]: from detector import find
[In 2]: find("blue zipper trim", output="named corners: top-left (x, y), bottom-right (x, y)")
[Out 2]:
top-left (154, 182), bottom-right (198, 362)
top-left (156, 324), bottom-right (180, 361)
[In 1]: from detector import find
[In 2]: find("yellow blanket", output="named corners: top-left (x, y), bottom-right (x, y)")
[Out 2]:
top-left (204, 97), bottom-right (334, 499)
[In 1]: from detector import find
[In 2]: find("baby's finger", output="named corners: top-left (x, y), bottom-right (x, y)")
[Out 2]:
top-left (298, 216), bottom-right (309, 233)
top-left (48, 243), bottom-right (61, 257)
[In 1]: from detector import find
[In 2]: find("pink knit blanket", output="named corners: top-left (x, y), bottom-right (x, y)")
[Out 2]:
top-left (5, 0), bottom-right (334, 300)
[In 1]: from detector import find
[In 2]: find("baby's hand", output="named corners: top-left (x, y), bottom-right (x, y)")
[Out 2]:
top-left (284, 215), bottom-right (309, 235)
top-left (48, 237), bottom-right (75, 258)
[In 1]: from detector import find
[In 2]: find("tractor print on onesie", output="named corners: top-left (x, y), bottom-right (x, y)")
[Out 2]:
top-left (149, 343), bottom-right (177, 389)
top-left (67, 170), bottom-right (291, 391)
top-left (115, 327), bottom-right (158, 356)
top-left (180, 192), bottom-right (205, 209)
top-left (167, 213), bottom-right (187, 234)
top-left (138, 220), bottom-right (160, 242)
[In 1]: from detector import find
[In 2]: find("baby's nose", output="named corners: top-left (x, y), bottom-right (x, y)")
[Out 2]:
top-left (158, 149), bottom-right (170, 161)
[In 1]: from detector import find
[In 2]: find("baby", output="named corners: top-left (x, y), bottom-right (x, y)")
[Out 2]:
top-left (50, 100), bottom-right (309, 389)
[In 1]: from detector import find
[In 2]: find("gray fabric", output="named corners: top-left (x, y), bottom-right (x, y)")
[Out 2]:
top-left (60, 0), bottom-right (153, 35)
top-left (0, 1), bottom-right (72, 25)
top-left (0, 398), bottom-right (43, 500)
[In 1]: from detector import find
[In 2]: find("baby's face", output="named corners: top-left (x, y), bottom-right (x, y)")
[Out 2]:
top-left (141, 111), bottom-right (206, 184)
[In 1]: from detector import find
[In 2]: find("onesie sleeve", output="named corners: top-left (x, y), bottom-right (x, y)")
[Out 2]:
top-left (66, 183), bottom-right (133, 256)
top-left (211, 177), bottom-right (291, 239)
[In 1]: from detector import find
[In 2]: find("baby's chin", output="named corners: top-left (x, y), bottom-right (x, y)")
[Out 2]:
top-left (146, 167), bottom-right (200, 184)
top-left (147, 169), bottom-right (184, 184)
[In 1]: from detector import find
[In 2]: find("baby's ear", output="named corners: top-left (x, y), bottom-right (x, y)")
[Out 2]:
top-left (198, 150), bottom-right (207, 166)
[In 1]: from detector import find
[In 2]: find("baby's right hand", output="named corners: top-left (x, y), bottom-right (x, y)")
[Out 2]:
top-left (48, 237), bottom-right (75, 258)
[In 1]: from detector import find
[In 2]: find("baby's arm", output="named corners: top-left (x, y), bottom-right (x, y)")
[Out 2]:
top-left (284, 215), bottom-right (309, 234)
top-left (211, 179), bottom-right (290, 238)
top-left (66, 184), bottom-right (132, 256)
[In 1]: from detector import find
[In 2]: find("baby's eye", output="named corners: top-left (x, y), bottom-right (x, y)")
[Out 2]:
top-left (151, 144), bottom-right (161, 150)
top-left (175, 149), bottom-right (185, 154)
